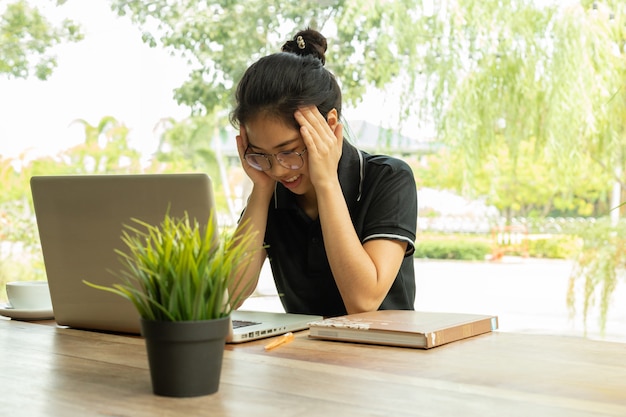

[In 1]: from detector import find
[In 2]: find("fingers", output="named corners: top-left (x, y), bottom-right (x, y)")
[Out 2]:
top-left (295, 106), bottom-right (341, 151)
top-left (295, 106), bottom-right (327, 136)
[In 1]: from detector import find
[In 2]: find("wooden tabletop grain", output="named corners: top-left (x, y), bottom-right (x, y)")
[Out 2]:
top-left (1, 318), bottom-right (624, 417)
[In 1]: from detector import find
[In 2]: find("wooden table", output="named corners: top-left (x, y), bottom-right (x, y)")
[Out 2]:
top-left (1, 318), bottom-right (625, 417)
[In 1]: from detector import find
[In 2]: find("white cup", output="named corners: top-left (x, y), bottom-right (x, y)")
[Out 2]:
top-left (6, 281), bottom-right (53, 310)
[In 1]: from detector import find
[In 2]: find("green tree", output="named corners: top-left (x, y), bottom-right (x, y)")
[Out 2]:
top-left (154, 115), bottom-right (238, 219)
top-left (108, 0), bottom-right (626, 331)
top-left (155, 116), bottom-right (219, 174)
top-left (8, 116), bottom-right (145, 248)
top-left (417, 139), bottom-right (614, 220)
top-left (0, 115), bottom-right (147, 293)
top-left (109, 0), bottom-right (431, 115)
top-left (0, 0), bottom-right (83, 79)
top-left (109, 1), bottom-right (625, 193)
top-left (57, 116), bottom-right (143, 174)
top-left (110, 0), bottom-right (434, 219)
top-left (567, 218), bottom-right (626, 334)
top-left (397, 0), bottom-right (626, 331)
top-left (419, 0), bottom-right (626, 208)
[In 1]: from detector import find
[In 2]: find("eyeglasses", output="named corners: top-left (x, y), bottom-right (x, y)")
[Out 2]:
top-left (244, 147), bottom-right (307, 171)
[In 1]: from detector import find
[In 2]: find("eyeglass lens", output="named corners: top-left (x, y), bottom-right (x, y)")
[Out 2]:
top-left (245, 150), bottom-right (305, 171)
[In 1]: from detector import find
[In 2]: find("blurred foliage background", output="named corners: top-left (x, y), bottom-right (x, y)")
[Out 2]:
top-left (1, 0), bottom-right (625, 333)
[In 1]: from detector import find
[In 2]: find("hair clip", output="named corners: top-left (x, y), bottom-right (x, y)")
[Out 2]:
top-left (296, 35), bottom-right (306, 50)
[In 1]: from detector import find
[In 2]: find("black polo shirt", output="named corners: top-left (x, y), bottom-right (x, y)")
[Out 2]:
top-left (264, 141), bottom-right (417, 317)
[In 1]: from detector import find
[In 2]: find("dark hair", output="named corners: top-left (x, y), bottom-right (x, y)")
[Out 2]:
top-left (230, 28), bottom-right (342, 130)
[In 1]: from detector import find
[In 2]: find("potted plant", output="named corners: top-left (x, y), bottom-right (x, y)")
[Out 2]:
top-left (85, 211), bottom-right (259, 397)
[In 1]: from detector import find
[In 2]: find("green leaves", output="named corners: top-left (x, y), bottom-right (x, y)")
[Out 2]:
top-left (0, 0), bottom-right (83, 80)
top-left (109, 0), bottom-right (436, 113)
top-left (106, 1), bottom-right (626, 201)
top-left (85, 212), bottom-right (260, 322)
top-left (567, 218), bottom-right (626, 334)
top-left (427, 1), bottom-right (626, 194)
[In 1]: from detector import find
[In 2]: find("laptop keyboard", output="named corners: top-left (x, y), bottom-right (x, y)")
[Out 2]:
top-left (232, 319), bottom-right (261, 329)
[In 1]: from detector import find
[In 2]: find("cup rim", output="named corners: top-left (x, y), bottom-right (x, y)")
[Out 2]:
top-left (6, 281), bottom-right (49, 286)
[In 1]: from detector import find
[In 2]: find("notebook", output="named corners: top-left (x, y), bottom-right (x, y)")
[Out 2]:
top-left (30, 173), bottom-right (321, 342)
top-left (308, 310), bottom-right (498, 349)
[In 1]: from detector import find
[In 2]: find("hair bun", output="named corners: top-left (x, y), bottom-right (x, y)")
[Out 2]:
top-left (281, 28), bottom-right (327, 65)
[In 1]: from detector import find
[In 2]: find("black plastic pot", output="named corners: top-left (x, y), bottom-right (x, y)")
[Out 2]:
top-left (140, 316), bottom-right (230, 397)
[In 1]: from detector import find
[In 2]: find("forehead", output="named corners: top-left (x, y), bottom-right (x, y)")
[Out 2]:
top-left (245, 116), bottom-right (301, 151)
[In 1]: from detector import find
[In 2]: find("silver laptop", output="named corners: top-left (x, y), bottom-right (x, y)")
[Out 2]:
top-left (30, 173), bottom-right (321, 342)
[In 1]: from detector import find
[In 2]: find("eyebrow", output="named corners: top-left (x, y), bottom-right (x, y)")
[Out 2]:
top-left (248, 137), bottom-right (301, 152)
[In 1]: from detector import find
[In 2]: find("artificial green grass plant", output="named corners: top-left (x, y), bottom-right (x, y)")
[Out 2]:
top-left (84, 212), bottom-right (259, 321)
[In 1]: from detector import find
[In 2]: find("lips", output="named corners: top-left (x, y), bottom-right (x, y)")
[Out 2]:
top-left (280, 174), bottom-right (302, 190)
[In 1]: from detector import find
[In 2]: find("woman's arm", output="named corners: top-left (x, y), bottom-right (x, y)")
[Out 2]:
top-left (295, 107), bottom-right (409, 314)
top-left (316, 176), bottom-right (407, 313)
top-left (228, 130), bottom-right (274, 308)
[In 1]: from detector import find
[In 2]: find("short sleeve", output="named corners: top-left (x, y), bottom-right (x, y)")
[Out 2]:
top-left (359, 156), bottom-right (417, 256)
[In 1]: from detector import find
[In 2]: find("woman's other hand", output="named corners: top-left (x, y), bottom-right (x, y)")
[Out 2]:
top-left (295, 105), bottom-right (343, 190)
top-left (236, 126), bottom-right (276, 192)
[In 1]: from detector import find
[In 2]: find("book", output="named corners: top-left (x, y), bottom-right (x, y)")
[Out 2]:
top-left (308, 310), bottom-right (499, 349)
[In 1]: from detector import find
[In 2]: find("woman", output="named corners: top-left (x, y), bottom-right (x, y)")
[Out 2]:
top-left (230, 28), bottom-right (417, 317)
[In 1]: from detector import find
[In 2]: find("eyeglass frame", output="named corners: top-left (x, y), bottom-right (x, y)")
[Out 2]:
top-left (244, 146), bottom-right (308, 171)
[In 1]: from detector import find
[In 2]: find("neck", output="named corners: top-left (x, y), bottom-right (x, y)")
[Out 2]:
top-left (296, 190), bottom-right (318, 220)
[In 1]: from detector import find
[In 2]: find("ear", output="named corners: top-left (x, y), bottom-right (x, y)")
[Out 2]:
top-left (326, 108), bottom-right (339, 129)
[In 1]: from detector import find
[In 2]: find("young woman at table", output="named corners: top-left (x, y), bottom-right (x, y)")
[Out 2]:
top-left (229, 28), bottom-right (417, 317)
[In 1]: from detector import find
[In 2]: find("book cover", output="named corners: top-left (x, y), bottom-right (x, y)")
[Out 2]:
top-left (308, 310), bottom-right (499, 349)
